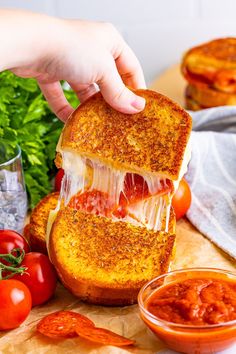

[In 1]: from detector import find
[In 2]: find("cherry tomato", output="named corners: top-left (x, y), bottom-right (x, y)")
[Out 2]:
top-left (0, 279), bottom-right (32, 330)
top-left (172, 178), bottom-right (192, 220)
top-left (14, 252), bottom-right (57, 306)
top-left (55, 168), bottom-right (64, 191)
top-left (0, 230), bottom-right (30, 264)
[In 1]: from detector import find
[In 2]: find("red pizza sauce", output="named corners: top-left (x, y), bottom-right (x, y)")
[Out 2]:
top-left (146, 278), bottom-right (236, 326)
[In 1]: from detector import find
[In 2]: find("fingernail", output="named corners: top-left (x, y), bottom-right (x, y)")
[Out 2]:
top-left (131, 97), bottom-right (146, 111)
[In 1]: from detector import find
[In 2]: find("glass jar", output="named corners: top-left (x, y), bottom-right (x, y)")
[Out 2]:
top-left (0, 140), bottom-right (27, 233)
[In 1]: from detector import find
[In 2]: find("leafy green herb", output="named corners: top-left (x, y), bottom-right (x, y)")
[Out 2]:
top-left (0, 71), bottom-right (79, 209)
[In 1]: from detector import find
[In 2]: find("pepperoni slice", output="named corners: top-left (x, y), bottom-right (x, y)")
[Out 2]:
top-left (114, 174), bottom-right (173, 219)
top-left (75, 325), bottom-right (135, 346)
top-left (68, 190), bottom-right (114, 217)
top-left (37, 311), bottom-right (95, 338)
top-left (122, 173), bottom-right (150, 204)
top-left (121, 174), bottom-right (172, 206)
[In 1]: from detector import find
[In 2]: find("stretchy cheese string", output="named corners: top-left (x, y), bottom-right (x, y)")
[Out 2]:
top-left (59, 152), bottom-right (171, 232)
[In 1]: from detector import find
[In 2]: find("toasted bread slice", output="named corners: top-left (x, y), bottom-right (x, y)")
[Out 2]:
top-left (27, 192), bottom-right (59, 254)
top-left (57, 89), bottom-right (191, 180)
top-left (186, 84), bottom-right (236, 108)
top-left (161, 206), bottom-right (175, 234)
top-left (182, 38), bottom-right (236, 93)
top-left (49, 207), bottom-right (176, 306)
top-left (25, 192), bottom-right (174, 256)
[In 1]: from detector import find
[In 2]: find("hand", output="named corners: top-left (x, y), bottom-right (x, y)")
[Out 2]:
top-left (2, 11), bottom-right (146, 121)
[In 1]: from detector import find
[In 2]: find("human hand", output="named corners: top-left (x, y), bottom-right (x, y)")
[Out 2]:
top-left (5, 12), bottom-right (146, 121)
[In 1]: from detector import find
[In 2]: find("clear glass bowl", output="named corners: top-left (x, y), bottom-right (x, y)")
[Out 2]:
top-left (138, 268), bottom-right (236, 354)
top-left (0, 140), bottom-right (27, 233)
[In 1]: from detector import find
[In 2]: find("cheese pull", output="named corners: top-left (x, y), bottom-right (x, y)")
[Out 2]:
top-left (58, 152), bottom-right (175, 232)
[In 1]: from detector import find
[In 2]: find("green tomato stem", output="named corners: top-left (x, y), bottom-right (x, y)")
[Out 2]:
top-left (0, 248), bottom-right (26, 280)
top-left (0, 248), bottom-right (25, 266)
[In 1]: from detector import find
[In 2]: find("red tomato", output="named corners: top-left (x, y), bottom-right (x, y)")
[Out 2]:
top-left (172, 179), bottom-right (192, 220)
top-left (0, 230), bottom-right (30, 264)
top-left (0, 279), bottom-right (32, 330)
top-left (14, 252), bottom-right (57, 306)
top-left (55, 168), bottom-right (64, 191)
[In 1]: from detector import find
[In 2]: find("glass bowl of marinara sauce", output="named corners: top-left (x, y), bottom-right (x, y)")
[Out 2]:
top-left (138, 268), bottom-right (236, 354)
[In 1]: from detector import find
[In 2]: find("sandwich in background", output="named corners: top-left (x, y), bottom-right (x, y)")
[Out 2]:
top-left (181, 38), bottom-right (236, 110)
top-left (48, 89), bottom-right (192, 306)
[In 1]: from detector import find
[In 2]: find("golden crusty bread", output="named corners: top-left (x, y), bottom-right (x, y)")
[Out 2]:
top-left (57, 89), bottom-right (192, 180)
top-left (182, 38), bottom-right (236, 93)
top-left (25, 191), bottom-right (172, 255)
top-left (26, 192), bottom-right (59, 254)
top-left (186, 83), bottom-right (236, 109)
top-left (161, 207), bottom-right (175, 233)
top-left (49, 207), bottom-right (176, 306)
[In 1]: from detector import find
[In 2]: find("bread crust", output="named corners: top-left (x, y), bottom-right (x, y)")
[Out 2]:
top-left (28, 192), bottom-right (59, 254)
top-left (49, 207), bottom-right (176, 306)
top-left (58, 89), bottom-right (192, 180)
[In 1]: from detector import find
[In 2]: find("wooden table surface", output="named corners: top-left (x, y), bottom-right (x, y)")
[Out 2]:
top-left (150, 64), bottom-right (186, 106)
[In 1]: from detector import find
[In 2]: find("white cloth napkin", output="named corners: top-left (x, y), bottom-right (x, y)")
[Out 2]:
top-left (185, 106), bottom-right (236, 259)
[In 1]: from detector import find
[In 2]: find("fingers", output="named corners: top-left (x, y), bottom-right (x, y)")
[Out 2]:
top-left (115, 44), bottom-right (146, 89)
top-left (98, 57), bottom-right (146, 114)
top-left (68, 83), bottom-right (98, 103)
top-left (38, 81), bottom-right (74, 122)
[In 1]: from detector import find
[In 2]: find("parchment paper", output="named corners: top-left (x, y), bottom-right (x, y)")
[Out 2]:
top-left (0, 218), bottom-right (235, 354)
top-left (1, 67), bottom-right (235, 353)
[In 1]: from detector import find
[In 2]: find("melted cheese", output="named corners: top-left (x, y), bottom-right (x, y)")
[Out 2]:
top-left (46, 203), bottom-right (60, 261)
top-left (124, 194), bottom-right (166, 231)
top-left (55, 153), bottom-right (172, 231)
top-left (60, 152), bottom-right (87, 204)
top-left (173, 136), bottom-right (192, 191)
top-left (90, 159), bottom-right (126, 205)
top-left (48, 135), bottom-right (191, 241)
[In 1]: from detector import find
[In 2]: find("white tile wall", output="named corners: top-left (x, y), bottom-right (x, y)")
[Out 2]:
top-left (0, 0), bottom-right (235, 84)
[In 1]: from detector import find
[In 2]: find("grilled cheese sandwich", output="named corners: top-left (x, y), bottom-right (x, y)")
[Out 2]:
top-left (48, 89), bottom-right (192, 305)
top-left (182, 38), bottom-right (236, 94)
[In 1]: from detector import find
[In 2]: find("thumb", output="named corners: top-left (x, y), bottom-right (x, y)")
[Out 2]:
top-left (98, 59), bottom-right (145, 114)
